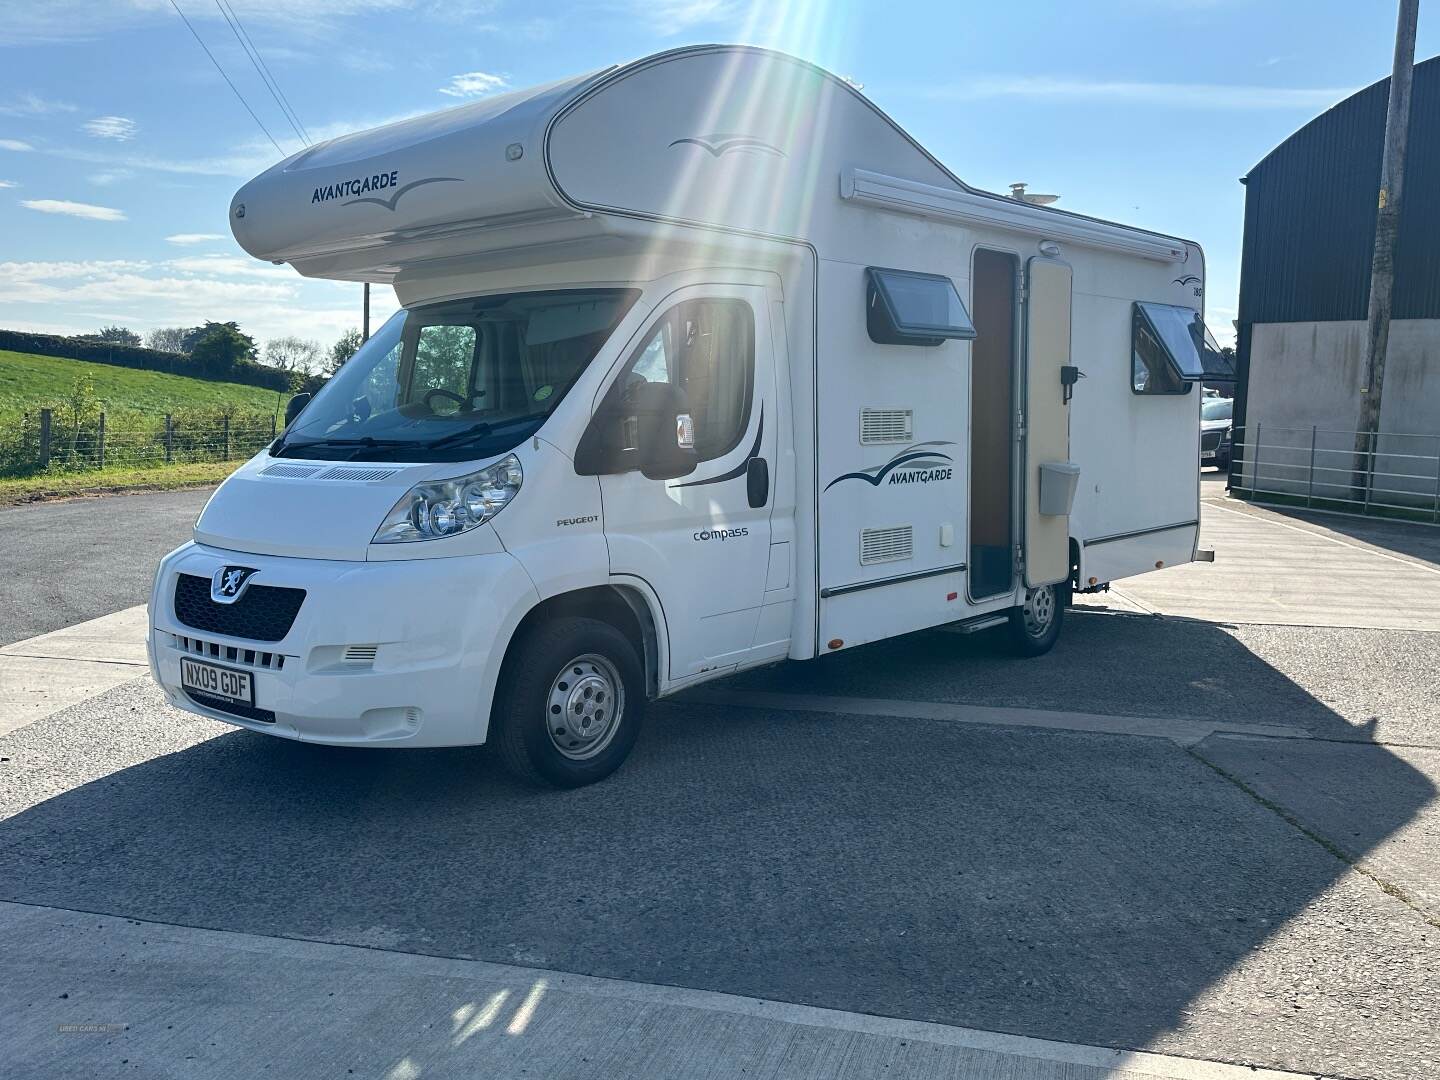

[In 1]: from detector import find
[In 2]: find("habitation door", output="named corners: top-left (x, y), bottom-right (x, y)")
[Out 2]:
top-left (1022, 258), bottom-right (1074, 588)
top-left (595, 284), bottom-right (778, 680)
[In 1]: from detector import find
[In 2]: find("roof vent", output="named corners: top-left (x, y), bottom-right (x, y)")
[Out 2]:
top-left (860, 525), bottom-right (913, 565)
top-left (860, 408), bottom-right (912, 444)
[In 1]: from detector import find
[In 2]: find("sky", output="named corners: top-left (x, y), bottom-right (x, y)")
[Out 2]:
top-left (1, 0), bottom-right (1436, 353)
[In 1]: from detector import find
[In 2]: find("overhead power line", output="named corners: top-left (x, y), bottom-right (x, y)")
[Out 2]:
top-left (215, 0), bottom-right (311, 146)
top-left (165, 0), bottom-right (284, 155)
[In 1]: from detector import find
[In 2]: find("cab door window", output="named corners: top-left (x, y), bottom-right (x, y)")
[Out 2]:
top-left (582, 297), bottom-right (754, 472)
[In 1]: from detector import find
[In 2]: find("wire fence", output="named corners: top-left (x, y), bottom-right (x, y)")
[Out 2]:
top-left (1229, 423), bottom-right (1440, 523)
top-left (0, 409), bottom-right (279, 478)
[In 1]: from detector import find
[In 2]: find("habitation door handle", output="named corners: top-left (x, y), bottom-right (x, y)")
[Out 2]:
top-left (746, 457), bottom-right (770, 509)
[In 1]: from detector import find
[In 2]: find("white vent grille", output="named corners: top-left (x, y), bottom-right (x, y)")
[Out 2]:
top-left (343, 644), bottom-right (379, 663)
top-left (260, 463), bottom-right (323, 479)
top-left (860, 525), bottom-right (914, 565)
top-left (860, 408), bottom-right (912, 444)
top-left (318, 466), bottom-right (400, 482)
top-left (174, 634), bottom-right (286, 670)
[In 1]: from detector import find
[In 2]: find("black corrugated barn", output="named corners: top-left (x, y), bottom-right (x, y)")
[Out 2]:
top-left (1235, 54), bottom-right (1440, 457)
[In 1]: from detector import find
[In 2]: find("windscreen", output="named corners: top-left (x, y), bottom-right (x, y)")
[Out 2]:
top-left (275, 289), bottom-right (638, 462)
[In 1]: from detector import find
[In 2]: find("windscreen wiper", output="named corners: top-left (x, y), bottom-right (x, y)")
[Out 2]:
top-left (353, 417), bottom-right (539, 456)
top-left (274, 434), bottom-right (409, 458)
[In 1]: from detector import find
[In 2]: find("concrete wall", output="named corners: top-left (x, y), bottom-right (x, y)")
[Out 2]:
top-left (1242, 319), bottom-right (1440, 508)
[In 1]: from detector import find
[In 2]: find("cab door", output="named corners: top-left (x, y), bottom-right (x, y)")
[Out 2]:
top-left (1022, 258), bottom-right (1075, 588)
top-left (593, 283), bottom-right (777, 680)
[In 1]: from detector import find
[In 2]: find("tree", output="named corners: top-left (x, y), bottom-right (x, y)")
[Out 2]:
top-left (95, 325), bottom-right (141, 347)
top-left (147, 327), bottom-right (191, 354)
top-left (327, 328), bottom-right (363, 375)
top-left (188, 321), bottom-right (257, 375)
top-left (264, 336), bottom-right (323, 376)
top-left (62, 373), bottom-right (99, 459)
top-left (180, 324), bottom-right (215, 354)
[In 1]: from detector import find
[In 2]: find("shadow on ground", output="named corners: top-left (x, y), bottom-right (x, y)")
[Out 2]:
top-left (0, 611), bottom-right (1434, 1078)
top-left (725, 607), bottom-right (1425, 736)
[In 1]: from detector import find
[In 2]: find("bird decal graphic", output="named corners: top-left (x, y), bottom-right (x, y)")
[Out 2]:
top-left (669, 134), bottom-right (785, 159)
top-left (344, 176), bottom-right (463, 212)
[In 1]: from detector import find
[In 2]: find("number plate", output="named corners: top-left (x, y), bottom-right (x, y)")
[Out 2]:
top-left (180, 658), bottom-right (254, 706)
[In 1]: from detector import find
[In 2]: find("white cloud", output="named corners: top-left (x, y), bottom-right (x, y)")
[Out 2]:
top-left (42, 108), bottom-right (431, 180)
top-left (917, 77), bottom-right (1355, 111)
top-left (0, 259), bottom-right (150, 282)
top-left (83, 115), bottom-right (138, 141)
top-left (89, 168), bottom-right (134, 186)
top-left (0, 179), bottom-right (16, 188)
top-left (0, 138), bottom-right (34, 151)
top-left (0, 93), bottom-right (76, 116)
top-left (167, 254), bottom-right (292, 279)
top-left (165, 233), bottom-right (226, 245)
top-left (0, 258), bottom-right (398, 344)
top-left (643, 0), bottom-right (747, 35)
top-left (438, 71), bottom-right (509, 98)
top-left (20, 198), bottom-right (126, 221)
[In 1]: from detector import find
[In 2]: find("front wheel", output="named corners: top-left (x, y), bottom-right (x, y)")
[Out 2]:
top-left (492, 617), bottom-right (645, 788)
top-left (1004, 583), bottom-right (1064, 656)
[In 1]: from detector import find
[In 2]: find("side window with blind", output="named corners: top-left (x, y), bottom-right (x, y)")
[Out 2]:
top-left (586, 297), bottom-right (754, 472)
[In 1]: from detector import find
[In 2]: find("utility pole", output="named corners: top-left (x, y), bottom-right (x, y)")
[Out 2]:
top-left (362, 282), bottom-right (371, 342)
top-left (1353, 0), bottom-right (1420, 502)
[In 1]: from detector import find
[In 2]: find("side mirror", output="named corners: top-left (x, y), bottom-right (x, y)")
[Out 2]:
top-left (632, 382), bottom-right (697, 481)
top-left (283, 393), bottom-right (312, 428)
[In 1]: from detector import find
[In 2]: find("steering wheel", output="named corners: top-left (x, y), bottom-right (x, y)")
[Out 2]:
top-left (423, 388), bottom-right (467, 412)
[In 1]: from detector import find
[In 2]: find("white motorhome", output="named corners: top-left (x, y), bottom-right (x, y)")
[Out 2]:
top-left (148, 46), bottom-right (1209, 787)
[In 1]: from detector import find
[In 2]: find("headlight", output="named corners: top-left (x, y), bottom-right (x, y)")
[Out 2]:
top-left (372, 455), bottom-right (523, 544)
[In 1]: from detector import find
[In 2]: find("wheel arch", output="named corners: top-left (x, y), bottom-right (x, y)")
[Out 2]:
top-left (498, 582), bottom-right (665, 704)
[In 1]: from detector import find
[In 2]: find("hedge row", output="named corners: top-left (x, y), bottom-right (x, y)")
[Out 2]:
top-left (0, 327), bottom-right (298, 393)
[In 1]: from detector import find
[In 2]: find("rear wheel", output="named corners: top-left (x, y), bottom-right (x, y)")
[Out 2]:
top-left (1005, 583), bottom-right (1064, 656)
top-left (492, 617), bottom-right (645, 788)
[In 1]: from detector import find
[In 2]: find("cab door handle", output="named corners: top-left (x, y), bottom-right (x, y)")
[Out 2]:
top-left (746, 457), bottom-right (770, 509)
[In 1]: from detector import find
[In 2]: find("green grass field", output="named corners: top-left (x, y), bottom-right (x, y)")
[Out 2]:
top-left (0, 349), bottom-right (287, 422)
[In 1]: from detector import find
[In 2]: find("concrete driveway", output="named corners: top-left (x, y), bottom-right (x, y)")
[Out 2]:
top-left (0, 487), bottom-right (212, 646)
top-left (1, 479), bottom-right (1437, 1080)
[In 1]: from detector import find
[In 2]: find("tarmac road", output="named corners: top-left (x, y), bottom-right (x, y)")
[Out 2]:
top-left (0, 488), bottom-right (212, 647)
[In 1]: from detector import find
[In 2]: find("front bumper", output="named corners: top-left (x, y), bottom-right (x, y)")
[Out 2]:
top-left (149, 542), bottom-right (538, 747)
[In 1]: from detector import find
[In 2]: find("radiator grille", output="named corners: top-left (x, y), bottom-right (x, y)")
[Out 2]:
top-left (174, 574), bottom-right (305, 643)
top-left (860, 408), bottom-right (913, 444)
top-left (260, 463), bottom-right (323, 478)
top-left (860, 525), bottom-right (914, 565)
top-left (174, 634), bottom-right (286, 670)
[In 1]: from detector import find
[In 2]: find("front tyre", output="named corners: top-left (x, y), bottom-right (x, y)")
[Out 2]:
top-left (1005, 583), bottom-right (1064, 657)
top-left (493, 617), bottom-right (645, 788)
